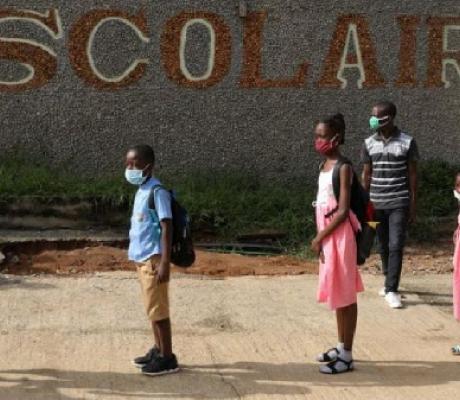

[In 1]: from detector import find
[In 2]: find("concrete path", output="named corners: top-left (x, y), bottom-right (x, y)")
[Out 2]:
top-left (0, 272), bottom-right (459, 399)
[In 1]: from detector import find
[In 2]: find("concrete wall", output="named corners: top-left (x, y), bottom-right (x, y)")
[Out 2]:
top-left (0, 1), bottom-right (459, 179)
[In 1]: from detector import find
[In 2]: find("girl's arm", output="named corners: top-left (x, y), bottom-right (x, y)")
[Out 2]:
top-left (313, 164), bottom-right (352, 247)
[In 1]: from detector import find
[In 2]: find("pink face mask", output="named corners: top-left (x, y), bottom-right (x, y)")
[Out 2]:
top-left (314, 135), bottom-right (338, 156)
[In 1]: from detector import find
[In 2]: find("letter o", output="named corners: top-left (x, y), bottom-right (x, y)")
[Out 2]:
top-left (179, 18), bottom-right (216, 82)
top-left (161, 12), bottom-right (231, 88)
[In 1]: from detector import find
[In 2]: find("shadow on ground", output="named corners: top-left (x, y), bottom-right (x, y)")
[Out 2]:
top-left (1, 360), bottom-right (460, 399)
top-left (0, 276), bottom-right (55, 291)
top-left (401, 290), bottom-right (453, 308)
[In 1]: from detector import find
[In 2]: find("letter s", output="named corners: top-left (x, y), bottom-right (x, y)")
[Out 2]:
top-left (0, 9), bottom-right (62, 92)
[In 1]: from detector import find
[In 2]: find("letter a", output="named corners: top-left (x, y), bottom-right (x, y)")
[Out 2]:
top-left (318, 15), bottom-right (385, 89)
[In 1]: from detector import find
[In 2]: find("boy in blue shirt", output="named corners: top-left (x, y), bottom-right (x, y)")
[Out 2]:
top-left (125, 144), bottom-right (179, 376)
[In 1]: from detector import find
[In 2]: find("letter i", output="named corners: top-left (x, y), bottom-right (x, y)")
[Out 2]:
top-left (395, 16), bottom-right (421, 88)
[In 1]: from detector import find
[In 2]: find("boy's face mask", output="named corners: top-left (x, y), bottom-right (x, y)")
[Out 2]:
top-left (369, 115), bottom-right (391, 131)
top-left (125, 167), bottom-right (148, 185)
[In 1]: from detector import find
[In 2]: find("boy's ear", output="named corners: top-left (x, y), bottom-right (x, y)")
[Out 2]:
top-left (144, 163), bottom-right (154, 174)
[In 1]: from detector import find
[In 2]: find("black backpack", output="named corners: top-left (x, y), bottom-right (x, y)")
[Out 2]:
top-left (330, 157), bottom-right (369, 226)
top-left (323, 157), bottom-right (375, 265)
top-left (149, 185), bottom-right (195, 268)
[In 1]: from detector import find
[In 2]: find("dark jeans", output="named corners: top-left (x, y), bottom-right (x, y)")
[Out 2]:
top-left (375, 208), bottom-right (409, 293)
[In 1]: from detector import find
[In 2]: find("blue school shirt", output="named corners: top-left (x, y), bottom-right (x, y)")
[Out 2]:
top-left (128, 177), bottom-right (172, 262)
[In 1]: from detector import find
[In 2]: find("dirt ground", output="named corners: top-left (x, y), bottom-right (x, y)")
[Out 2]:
top-left (1, 244), bottom-right (459, 399)
top-left (1, 270), bottom-right (459, 400)
top-left (0, 244), bottom-right (455, 277)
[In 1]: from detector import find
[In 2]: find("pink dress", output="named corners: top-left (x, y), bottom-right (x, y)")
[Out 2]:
top-left (453, 212), bottom-right (460, 320)
top-left (315, 169), bottom-right (364, 311)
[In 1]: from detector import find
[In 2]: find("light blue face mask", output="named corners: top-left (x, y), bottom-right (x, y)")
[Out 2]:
top-left (125, 168), bottom-right (146, 185)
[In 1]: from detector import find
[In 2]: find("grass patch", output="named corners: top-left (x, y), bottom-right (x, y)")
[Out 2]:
top-left (0, 154), bottom-right (316, 248)
top-left (408, 160), bottom-right (460, 242)
top-left (0, 154), bottom-right (459, 248)
top-left (0, 155), bottom-right (133, 207)
top-left (168, 172), bottom-right (316, 248)
top-left (417, 160), bottom-right (459, 218)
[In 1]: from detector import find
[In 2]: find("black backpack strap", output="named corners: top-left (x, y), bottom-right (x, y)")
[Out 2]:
top-left (331, 159), bottom-right (342, 203)
top-left (148, 184), bottom-right (168, 211)
top-left (332, 157), bottom-right (353, 202)
top-left (325, 157), bottom-right (352, 219)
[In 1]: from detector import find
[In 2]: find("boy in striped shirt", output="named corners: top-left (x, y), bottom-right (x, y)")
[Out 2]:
top-left (361, 101), bottom-right (419, 309)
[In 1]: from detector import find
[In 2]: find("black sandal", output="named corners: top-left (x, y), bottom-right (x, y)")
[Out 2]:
top-left (316, 347), bottom-right (340, 362)
top-left (319, 357), bottom-right (354, 374)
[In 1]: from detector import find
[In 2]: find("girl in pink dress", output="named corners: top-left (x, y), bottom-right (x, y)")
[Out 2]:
top-left (452, 172), bottom-right (460, 355)
top-left (311, 113), bottom-right (364, 374)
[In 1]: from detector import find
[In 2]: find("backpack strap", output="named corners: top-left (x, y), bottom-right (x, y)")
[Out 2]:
top-left (325, 157), bottom-right (352, 219)
top-left (332, 157), bottom-right (352, 202)
top-left (148, 184), bottom-right (168, 211)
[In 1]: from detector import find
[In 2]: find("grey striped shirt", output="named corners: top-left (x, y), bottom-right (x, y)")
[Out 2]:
top-left (361, 129), bottom-right (419, 210)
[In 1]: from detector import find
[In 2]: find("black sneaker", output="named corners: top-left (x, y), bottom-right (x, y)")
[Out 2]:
top-left (141, 354), bottom-right (179, 376)
top-left (132, 346), bottom-right (160, 368)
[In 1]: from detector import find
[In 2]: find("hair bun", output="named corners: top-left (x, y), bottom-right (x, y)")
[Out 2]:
top-left (331, 113), bottom-right (345, 132)
top-left (332, 113), bottom-right (345, 123)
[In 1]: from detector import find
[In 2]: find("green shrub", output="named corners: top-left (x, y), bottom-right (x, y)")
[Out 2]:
top-left (0, 153), bottom-right (458, 247)
top-left (416, 159), bottom-right (459, 218)
top-left (0, 154), bottom-right (133, 207)
top-left (168, 171), bottom-right (316, 248)
top-left (0, 154), bottom-right (317, 248)
top-left (407, 159), bottom-right (459, 242)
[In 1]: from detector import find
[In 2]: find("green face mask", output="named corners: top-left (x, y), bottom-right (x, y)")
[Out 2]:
top-left (369, 115), bottom-right (390, 130)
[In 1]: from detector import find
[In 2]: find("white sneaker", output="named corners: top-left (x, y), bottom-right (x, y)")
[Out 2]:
top-left (378, 287), bottom-right (386, 297)
top-left (385, 292), bottom-right (403, 309)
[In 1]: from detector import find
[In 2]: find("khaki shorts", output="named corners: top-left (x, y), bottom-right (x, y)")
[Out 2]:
top-left (137, 256), bottom-right (169, 322)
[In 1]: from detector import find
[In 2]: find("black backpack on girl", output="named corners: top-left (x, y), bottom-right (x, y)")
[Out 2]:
top-left (323, 157), bottom-right (375, 265)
